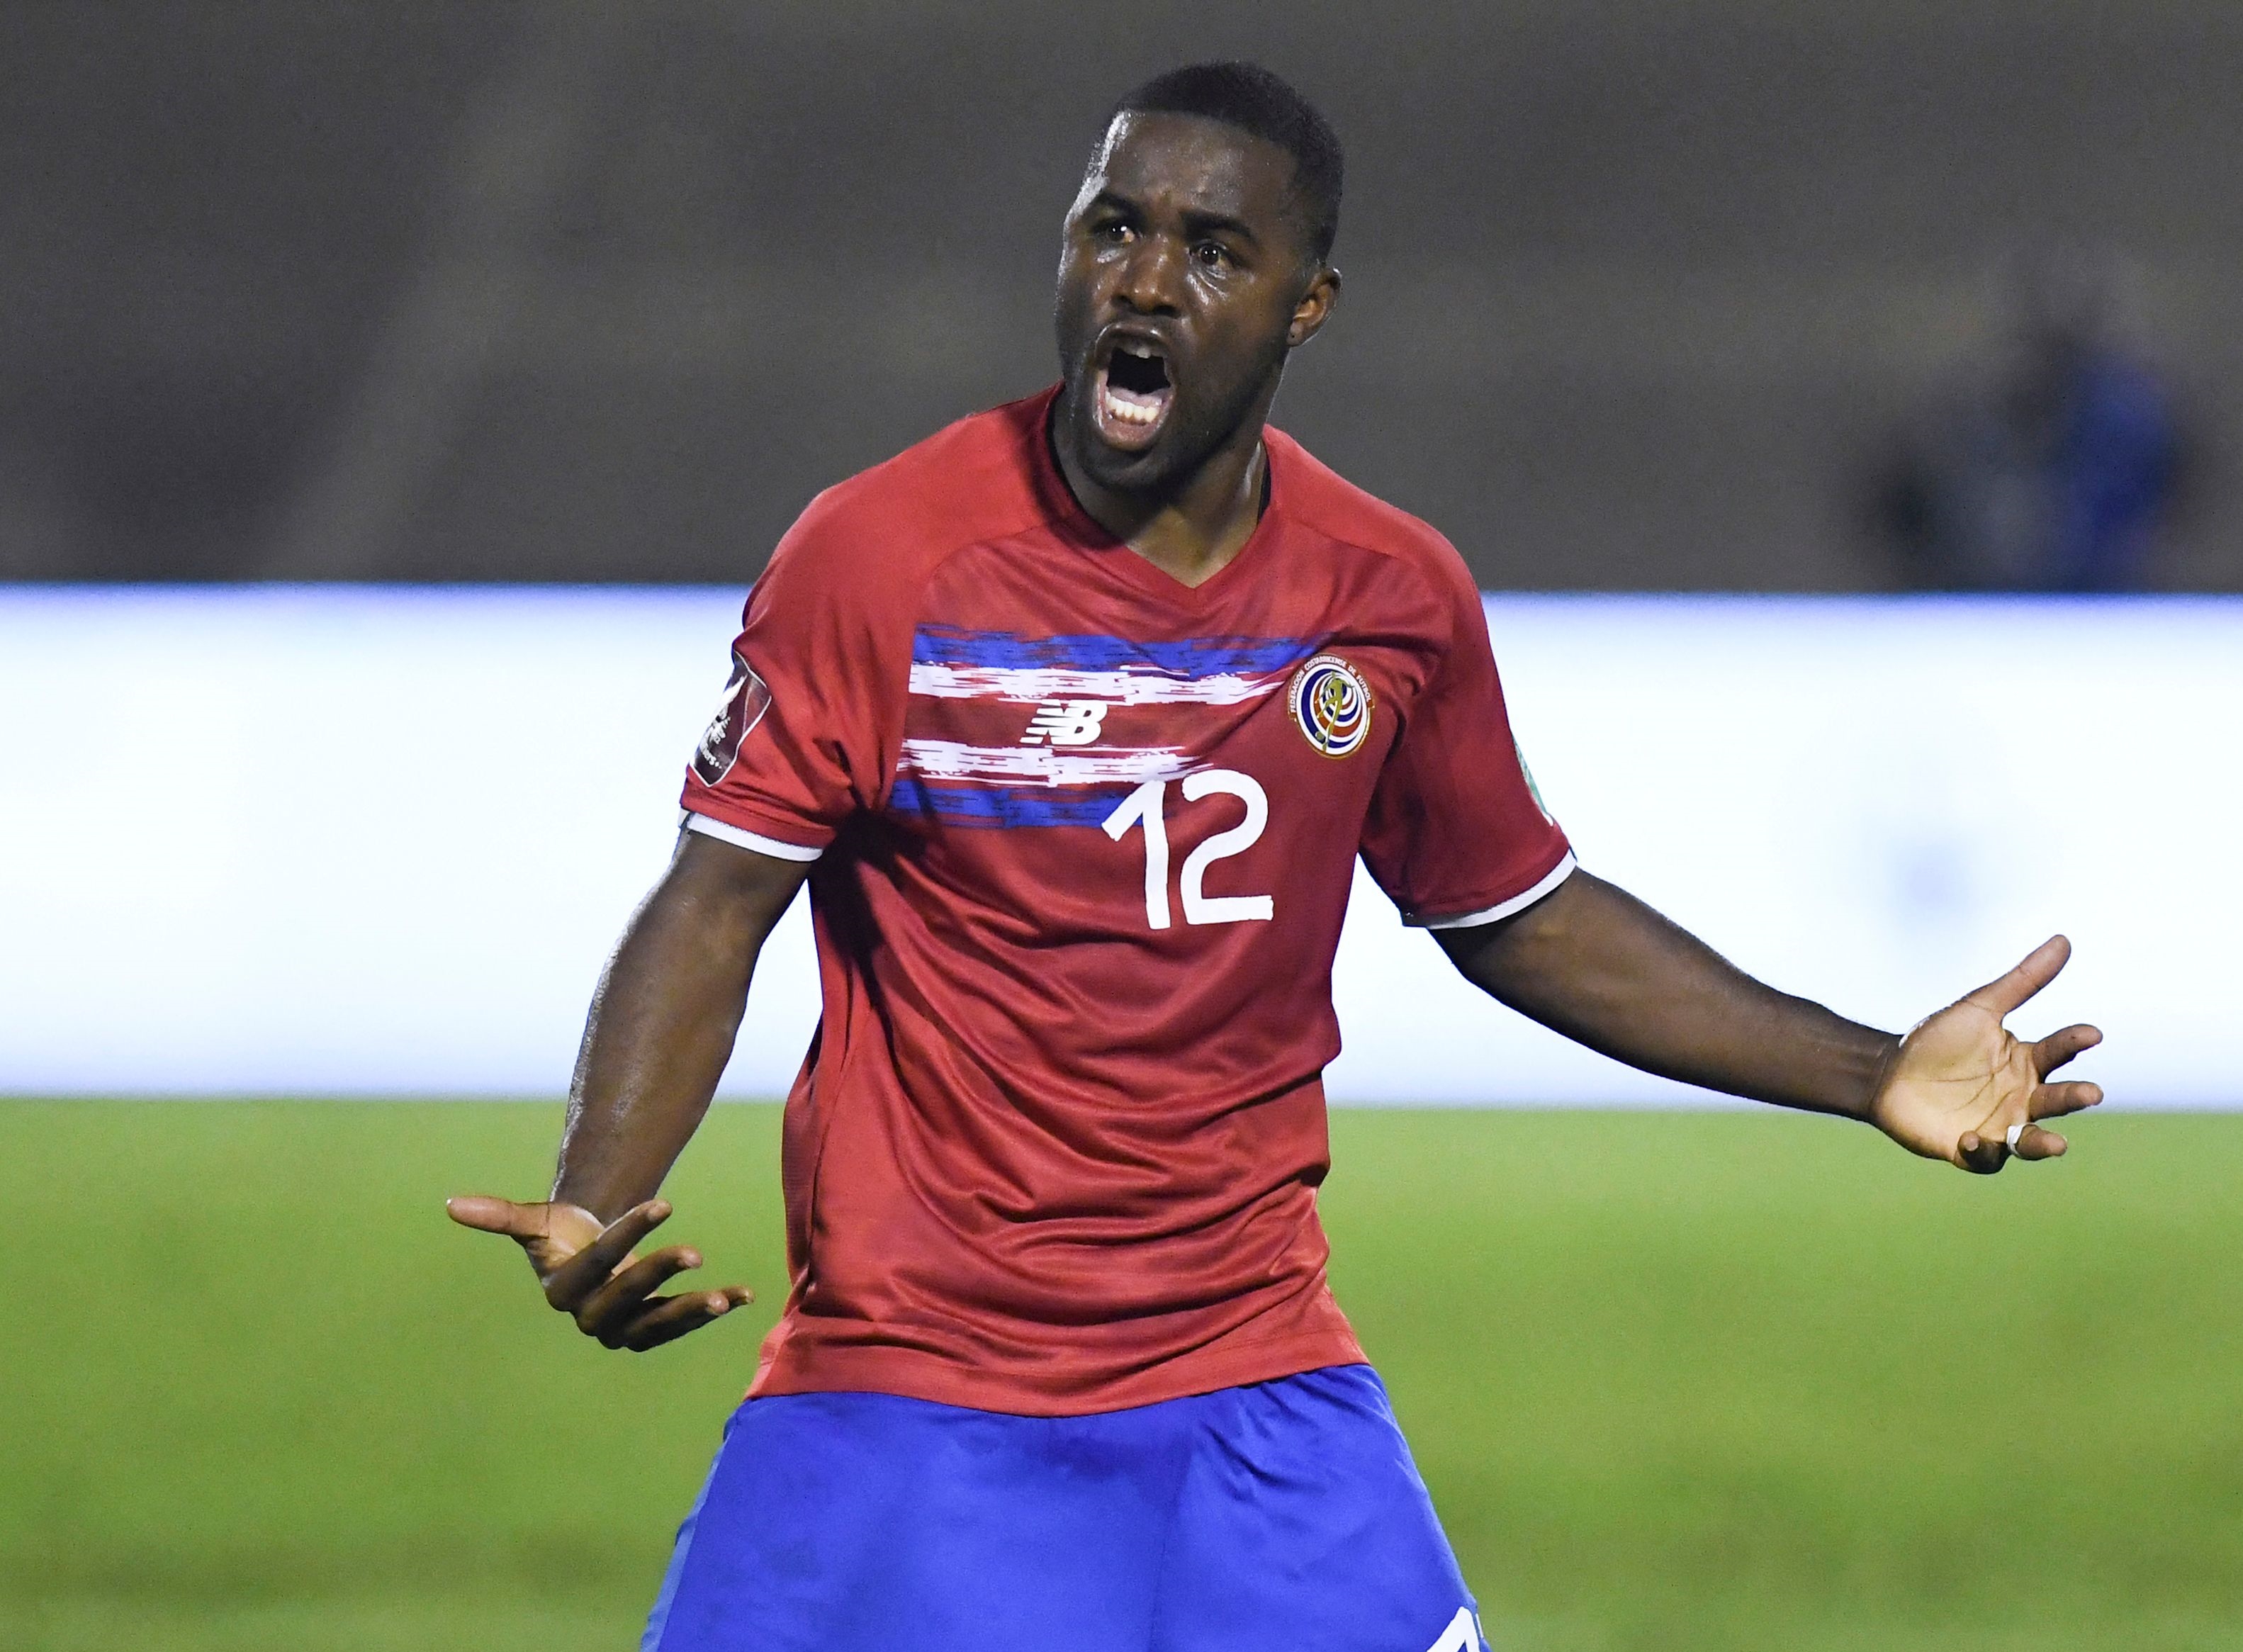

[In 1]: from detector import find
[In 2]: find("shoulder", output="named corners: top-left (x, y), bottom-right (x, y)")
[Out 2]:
top-left (767, 393), bottom-right (1062, 595)
top-left (1265, 426), bottom-right (1480, 609)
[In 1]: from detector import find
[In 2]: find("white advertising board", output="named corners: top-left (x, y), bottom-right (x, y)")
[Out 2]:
top-left (0, 588), bottom-right (2232, 1103)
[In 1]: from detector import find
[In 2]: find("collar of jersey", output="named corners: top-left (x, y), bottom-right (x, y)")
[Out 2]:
top-left (1029, 382), bottom-right (1291, 609)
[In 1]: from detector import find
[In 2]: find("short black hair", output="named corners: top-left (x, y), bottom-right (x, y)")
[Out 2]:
top-left (1106, 62), bottom-right (1344, 265)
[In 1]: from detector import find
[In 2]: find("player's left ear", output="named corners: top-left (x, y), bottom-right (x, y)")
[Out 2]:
top-left (1287, 264), bottom-right (1341, 349)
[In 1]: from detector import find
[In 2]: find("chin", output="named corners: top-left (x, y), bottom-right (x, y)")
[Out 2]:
top-left (1062, 391), bottom-right (1209, 496)
top-left (1079, 433), bottom-right (1188, 493)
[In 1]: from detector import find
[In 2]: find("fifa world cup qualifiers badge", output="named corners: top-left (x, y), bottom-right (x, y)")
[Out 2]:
top-left (1287, 653), bottom-right (1373, 758)
top-left (692, 651), bottom-right (774, 785)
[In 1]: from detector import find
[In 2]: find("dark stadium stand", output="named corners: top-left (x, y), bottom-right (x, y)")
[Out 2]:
top-left (1, 0), bottom-right (2236, 590)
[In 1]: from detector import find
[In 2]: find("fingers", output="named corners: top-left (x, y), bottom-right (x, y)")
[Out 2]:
top-left (540, 1200), bottom-right (671, 1310)
top-left (1955, 1130), bottom-right (2008, 1175)
top-left (574, 1244), bottom-right (705, 1341)
top-left (2032, 1078), bottom-right (2104, 1120)
top-left (451, 1193), bottom-right (752, 1349)
top-left (1961, 935), bottom-right (2071, 1018)
top-left (2033, 1023), bottom-right (2102, 1078)
top-left (1956, 1116), bottom-right (2079, 1172)
top-left (445, 1197), bottom-right (603, 1249)
top-left (445, 1195), bottom-right (543, 1238)
top-left (617, 1287), bottom-right (755, 1352)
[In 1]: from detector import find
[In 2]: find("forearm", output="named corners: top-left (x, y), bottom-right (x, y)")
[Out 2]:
top-left (1437, 870), bottom-right (1900, 1118)
top-left (552, 836), bottom-right (804, 1219)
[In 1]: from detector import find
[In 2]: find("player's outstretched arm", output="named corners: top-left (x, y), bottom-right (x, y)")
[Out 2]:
top-left (1434, 870), bottom-right (2103, 1173)
top-left (448, 830), bottom-right (809, 1347)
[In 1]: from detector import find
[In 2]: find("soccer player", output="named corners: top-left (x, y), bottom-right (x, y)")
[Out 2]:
top-left (449, 63), bottom-right (2103, 1652)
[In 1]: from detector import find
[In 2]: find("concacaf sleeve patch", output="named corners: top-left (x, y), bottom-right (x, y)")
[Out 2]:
top-left (692, 651), bottom-right (774, 785)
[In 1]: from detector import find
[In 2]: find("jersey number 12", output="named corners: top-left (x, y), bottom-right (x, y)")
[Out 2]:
top-left (1101, 771), bottom-right (1274, 931)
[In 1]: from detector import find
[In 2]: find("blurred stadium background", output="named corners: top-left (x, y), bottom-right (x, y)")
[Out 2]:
top-left (6, 0), bottom-right (2240, 590)
top-left (4, 4), bottom-right (2239, 1650)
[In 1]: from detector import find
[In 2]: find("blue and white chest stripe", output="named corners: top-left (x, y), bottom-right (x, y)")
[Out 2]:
top-left (906, 626), bottom-right (1314, 705)
top-left (893, 628), bottom-right (1317, 828)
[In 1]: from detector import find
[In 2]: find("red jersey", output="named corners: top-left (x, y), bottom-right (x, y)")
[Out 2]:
top-left (680, 386), bottom-right (1572, 1415)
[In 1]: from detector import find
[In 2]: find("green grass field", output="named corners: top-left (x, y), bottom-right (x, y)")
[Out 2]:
top-left (1, 1101), bottom-right (2237, 1651)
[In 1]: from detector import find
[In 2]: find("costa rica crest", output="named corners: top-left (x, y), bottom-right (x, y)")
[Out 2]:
top-left (1286, 653), bottom-right (1373, 758)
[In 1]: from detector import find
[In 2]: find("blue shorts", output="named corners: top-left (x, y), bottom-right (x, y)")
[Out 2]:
top-left (642, 1364), bottom-right (1489, 1652)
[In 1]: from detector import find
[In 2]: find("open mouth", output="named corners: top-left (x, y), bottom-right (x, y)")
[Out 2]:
top-left (1094, 339), bottom-right (1174, 451)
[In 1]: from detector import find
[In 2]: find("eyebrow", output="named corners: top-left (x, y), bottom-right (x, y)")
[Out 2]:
top-left (1085, 189), bottom-right (1264, 249)
top-left (1181, 209), bottom-right (1261, 247)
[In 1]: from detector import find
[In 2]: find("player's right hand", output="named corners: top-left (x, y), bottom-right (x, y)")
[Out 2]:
top-left (445, 1195), bottom-right (753, 1351)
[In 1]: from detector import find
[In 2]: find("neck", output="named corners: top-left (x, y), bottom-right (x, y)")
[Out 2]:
top-left (1052, 405), bottom-right (1270, 590)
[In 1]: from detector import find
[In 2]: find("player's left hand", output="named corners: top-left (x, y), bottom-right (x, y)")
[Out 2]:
top-left (1870, 935), bottom-right (2104, 1174)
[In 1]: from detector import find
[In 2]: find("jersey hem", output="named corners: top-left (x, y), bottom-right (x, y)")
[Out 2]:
top-left (1410, 848), bottom-right (1577, 929)
top-left (675, 793), bottom-right (833, 858)
top-left (743, 1326), bottom-right (1369, 1419)
top-left (679, 809), bottom-right (824, 862)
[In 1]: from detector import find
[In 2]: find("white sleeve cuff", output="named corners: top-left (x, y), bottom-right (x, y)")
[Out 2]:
top-left (1412, 852), bottom-right (1578, 929)
top-left (680, 810), bottom-right (823, 863)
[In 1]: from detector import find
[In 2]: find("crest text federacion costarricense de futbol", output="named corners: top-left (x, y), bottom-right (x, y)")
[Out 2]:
top-left (1286, 653), bottom-right (1373, 758)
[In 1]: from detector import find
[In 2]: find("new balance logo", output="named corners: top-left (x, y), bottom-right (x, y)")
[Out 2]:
top-left (1019, 700), bottom-right (1108, 746)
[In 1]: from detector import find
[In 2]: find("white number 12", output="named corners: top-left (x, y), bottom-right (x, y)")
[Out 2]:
top-left (1101, 769), bottom-right (1274, 931)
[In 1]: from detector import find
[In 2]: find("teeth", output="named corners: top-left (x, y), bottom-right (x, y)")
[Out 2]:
top-left (1101, 381), bottom-right (1165, 427)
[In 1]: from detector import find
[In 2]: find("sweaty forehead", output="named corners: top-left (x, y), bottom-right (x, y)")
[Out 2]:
top-left (1081, 111), bottom-right (1302, 226)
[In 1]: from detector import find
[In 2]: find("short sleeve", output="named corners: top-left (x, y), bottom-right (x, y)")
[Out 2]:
top-left (1359, 553), bottom-right (1574, 926)
top-left (679, 493), bottom-right (907, 859)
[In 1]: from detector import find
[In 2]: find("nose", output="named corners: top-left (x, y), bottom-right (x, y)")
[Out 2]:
top-left (1113, 233), bottom-right (1185, 317)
